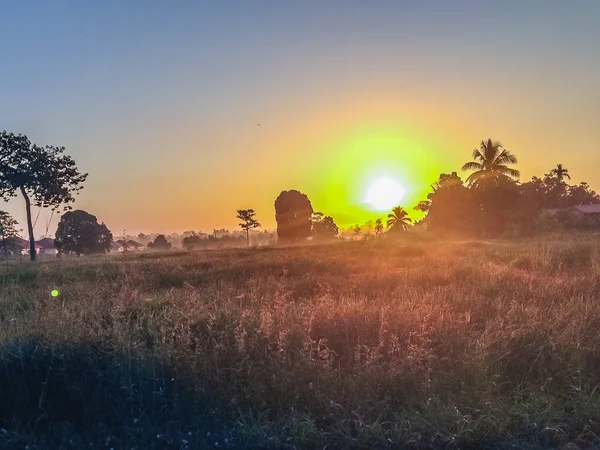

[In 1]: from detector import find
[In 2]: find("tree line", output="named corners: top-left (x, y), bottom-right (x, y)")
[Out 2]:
top-left (415, 139), bottom-right (600, 237)
top-left (2, 131), bottom-right (599, 259)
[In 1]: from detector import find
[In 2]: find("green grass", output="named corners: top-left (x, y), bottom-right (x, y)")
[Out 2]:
top-left (1, 235), bottom-right (600, 449)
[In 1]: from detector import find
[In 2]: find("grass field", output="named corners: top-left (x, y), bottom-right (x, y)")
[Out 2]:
top-left (1, 234), bottom-right (600, 449)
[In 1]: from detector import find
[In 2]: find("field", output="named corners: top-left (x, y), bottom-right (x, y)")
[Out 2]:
top-left (1, 234), bottom-right (600, 449)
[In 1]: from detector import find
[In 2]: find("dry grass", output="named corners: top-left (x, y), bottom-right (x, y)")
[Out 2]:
top-left (1, 234), bottom-right (600, 449)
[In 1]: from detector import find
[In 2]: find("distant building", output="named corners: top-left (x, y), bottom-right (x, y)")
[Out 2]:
top-left (571, 204), bottom-right (600, 229)
top-left (571, 204), bottom-right (600, 216)
top-left (113, 239), bottom-right (145, 252)
top-left (35, 238), bottom-right (58, 256)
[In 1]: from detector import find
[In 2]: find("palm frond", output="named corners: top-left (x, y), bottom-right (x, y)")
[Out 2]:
top-left (465, 170), bottom-right (486, 186)
top-left (472, 148), bottom-right (484, 160)
top-left (462, 161), bottom-right (483, 171)
top-left (494, 150), bottom-right (517, 165)
top-left (495, 165), bottom-right (520, 178)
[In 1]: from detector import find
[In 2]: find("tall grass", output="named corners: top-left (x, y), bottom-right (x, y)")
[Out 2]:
top-left (1, 236), bottom-right (600, 448)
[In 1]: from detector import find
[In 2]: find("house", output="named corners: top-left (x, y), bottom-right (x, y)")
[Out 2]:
top-left (571, 204), bottom-right (600, 229)
top-left (126, 240), bottom-right (145, 251)
top-left (35, 238), bottom-right (58, 256)
top-left (571, 204), bottom-right (600, 216)
top-left (113, 239), bottom-right (145, 252)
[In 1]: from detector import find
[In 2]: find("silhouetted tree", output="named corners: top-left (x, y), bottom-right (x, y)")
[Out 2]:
top-left (546, 164), bottom-right (570, 181)
top-left (54, 210), bottom-right (112, 256)
top-left (352, 224), bottom-right (361, 239)
top-left (386, 206), bottom-right (412, 231)
top-left (568, 182), bottom-right (600, 206)
top-left (0, 211), bottom-right (19, 257)
top-left (274, 190), bottom-right (313, 243)
top-left (182, 233), bottom-right (203, 250)
top-left (311, 212), bottom-right (338, 240)
top-left (0, 131), bottom-right (87, 261)
top-left (236, 209), bottom-right (261, 247)
top-left (148, 235), bottom-right (172, 251)
top-left (421, 173), bottom-right (477, 234)
top-left (374, 218), bottom-right (384, 237)
top-left (462, 139), bottom-right (520, 187)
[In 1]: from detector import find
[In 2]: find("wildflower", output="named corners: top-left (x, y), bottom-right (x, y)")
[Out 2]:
top-left (329, 400), bottom-right (334, 406)
top-left (188, 432), bottom-right (193, 436)
top-left (224, 438), bottom-right (229, 444)
top-left (133, 418), bottom-right (139, 424)
top-left (156, 434), bottom-right (162, 439)
top-left (0, 428), bottom-right (6, 434)
top-left (206, 432), bottom-right (211, 437)
top-left (214, 442), bottom-right (219, 447)
top-left (308, 382), bottom-right (314, 389)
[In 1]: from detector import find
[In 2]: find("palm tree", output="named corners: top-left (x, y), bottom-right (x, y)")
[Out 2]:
top-left (386, 206), bottom-right (412, 231)
top-left (461, 139), bottom-right (520, 186)
top-left (546, 163), bottom-right (571, 181)
top-left (374, 218), bottom-right (384, 237)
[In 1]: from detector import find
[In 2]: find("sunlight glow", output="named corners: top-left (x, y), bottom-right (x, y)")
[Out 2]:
top-left (365, 177), bottom-right (406, 211)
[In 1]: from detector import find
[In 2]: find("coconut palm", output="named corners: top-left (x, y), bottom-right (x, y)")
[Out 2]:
top-left (547, 163), bottom-right (571, 181)
top-left (461, 139), bottom-right (520, 186)
top-left (386, 206), bottom-right (412, 231)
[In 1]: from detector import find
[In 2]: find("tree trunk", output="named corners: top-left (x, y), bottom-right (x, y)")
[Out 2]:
top-left (246, 229), bottom-right (250, 247)
top-left (20, 187), bottom-right (36, 262)
top-left (1, 234), bottom-right (8, 267)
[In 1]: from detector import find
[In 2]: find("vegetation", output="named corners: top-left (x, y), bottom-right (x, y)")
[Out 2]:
top-left (1, 236), bottom-right (600, 448)
top-left (414, 140), bottom-right (600, 238)
top-left (461, 139), bottom-right (520, 187)
top-left (386, 206), bottom-right (412, 231)
top-left (311, 212), bottom-right (338, 240)
top-left (236, 209), bottom-right (261, 247)
top-left (374, 218), bottom-right (384, 237)
top-left (0, 211), bottom-right (19, 257)
top-left (147, 234), bottom-right (172, 251)
top-left (0, 131), bottom-right (87, 261)
top-left (54, 210), bottom-right (112, 256)
top-left (275, 190), bottom-right (314, 243)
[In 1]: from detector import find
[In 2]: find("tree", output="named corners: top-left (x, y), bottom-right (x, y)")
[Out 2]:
top-left (236, 209), bottom-right (261, 247)
top-left (54, 210), bottom-right (112, 256)
top-left (148, 235), bottom-right (172, 251)
top-left (0, 211), bottom-right (20, 257)
top-left (0, 131), bottom-right (87, 261)
top-left (182, 233), bottom-right (204, 250)
top-left (546, 164), bottom-right (571, 181)
top-left (386, 206), bottom-right (412, 231)
top-left (311, 212), bottom-right (338, 240)
top-left (352, 224), bottom-right (361, 239)
top-left (461, 139), bottom-right (520, 187)
top-left (374, 218), bottom-right (384, 237)
top-left (419, 172), bottom-right (478, 234)
top-left (274, 190), bottom-right (314, 243)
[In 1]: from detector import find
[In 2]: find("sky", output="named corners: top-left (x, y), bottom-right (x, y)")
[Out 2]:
top-left (1, 0), bottom-right (599, 236)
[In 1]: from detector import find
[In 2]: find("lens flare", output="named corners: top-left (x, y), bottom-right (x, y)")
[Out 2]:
top-left (51, 289), bottom-right (60, 297)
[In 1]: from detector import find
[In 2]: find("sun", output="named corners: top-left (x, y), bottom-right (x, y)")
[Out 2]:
top-left (365, 177), bottom-right (406, 211)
